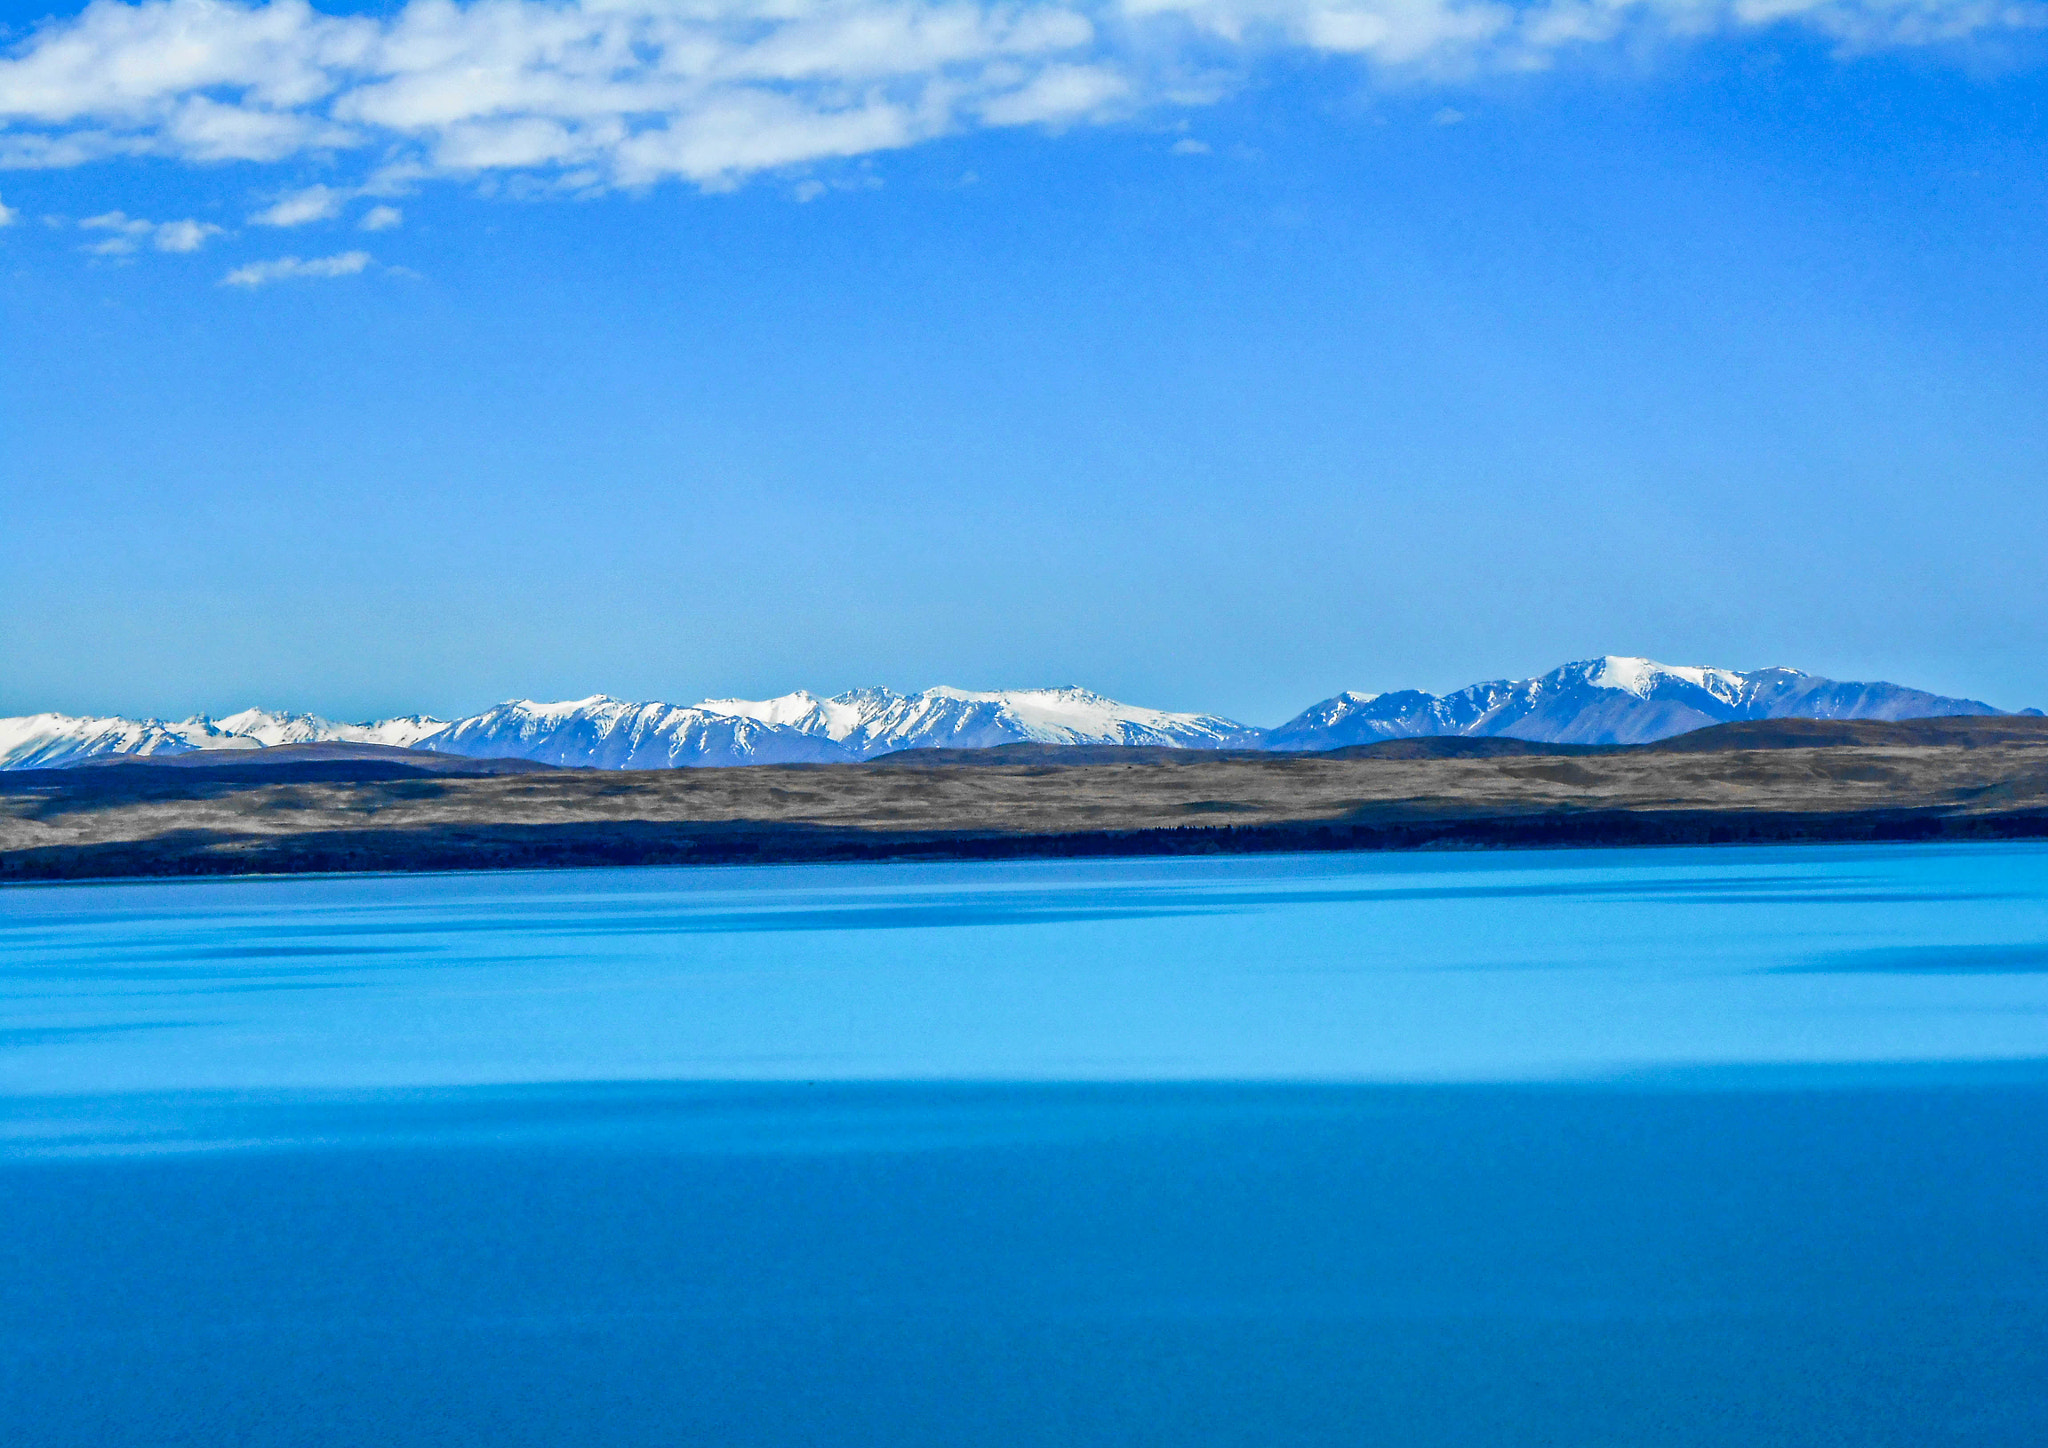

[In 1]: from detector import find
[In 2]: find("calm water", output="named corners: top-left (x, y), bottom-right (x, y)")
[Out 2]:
top-left (5, 843), bottom-right (2048, 1444)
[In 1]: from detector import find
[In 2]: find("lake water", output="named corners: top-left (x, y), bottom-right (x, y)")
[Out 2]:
top-left (5, 843), bottom-right (2048, 1445)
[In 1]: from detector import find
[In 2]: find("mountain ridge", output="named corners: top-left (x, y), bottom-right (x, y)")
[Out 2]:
top-left (1261, 658), bottom-right (2015, 750)
top-left (2, 658), bottom-right (2023, 771)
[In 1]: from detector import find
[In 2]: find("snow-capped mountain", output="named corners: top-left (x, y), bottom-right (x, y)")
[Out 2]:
top-left (692, 686), bottom-right (1260, 758)
top-left (412, 687), bottom-right (1257, 767)
top-left (417, 697), bottom-right (853, 768)
top-left (0, 712), bottom-right (204, 770)
top-left (196, 708), bottom-right (448, 750)
top-left (0, 708), bottom-right (448, 770)
top-left (0, 686), bottom-right (1257, 771)
top-left (1263, 657), bottom-right (2007, 750)
top-left (0, 660), bottom-right (2022, 771)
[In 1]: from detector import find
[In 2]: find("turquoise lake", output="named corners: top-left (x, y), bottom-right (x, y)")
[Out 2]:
top-left (5, 843), bottom-right (2048, 1444)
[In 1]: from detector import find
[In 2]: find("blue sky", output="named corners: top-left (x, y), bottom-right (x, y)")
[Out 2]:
top-left (3, 0), bottom-right (2046, 726)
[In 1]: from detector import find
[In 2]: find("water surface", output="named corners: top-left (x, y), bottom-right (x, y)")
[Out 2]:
top-left (5, 844), bottom-right (2047, 1444)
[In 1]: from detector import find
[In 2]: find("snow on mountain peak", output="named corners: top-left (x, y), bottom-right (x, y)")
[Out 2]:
top-left (173, 706), bottom-right (451, 750)
top-left (693, 690), bottom-right (864, 739)
top-left (1581, 656), bottom-right (1750, 705)
top-left (1585, 656), bottom-right (1661, 696)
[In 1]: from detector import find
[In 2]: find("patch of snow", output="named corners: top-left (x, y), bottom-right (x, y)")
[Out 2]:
top-left (1587, 656), bottom-right (1660, 697)
top-left (174, 707), bottom-right (450, 749)
top-left (353, 715), bottom-right (450, 748)
top-left (1585, 656), bottom-right (1749, 705)
top-left (693, 690), bottom-right (867, 740)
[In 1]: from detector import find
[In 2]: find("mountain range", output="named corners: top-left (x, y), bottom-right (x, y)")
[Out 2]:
top-left (1, 660), bottom-right (2023, 772)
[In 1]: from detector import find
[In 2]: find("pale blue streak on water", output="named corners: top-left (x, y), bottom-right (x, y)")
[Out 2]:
top-left (4, 844), bottom-right (2048, 1446)
top-left (4, 844), bottom-right (2048, 1111)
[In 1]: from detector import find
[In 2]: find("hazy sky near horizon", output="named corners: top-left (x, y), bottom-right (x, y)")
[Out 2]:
top-left (3, 0), bottom-right (2046, 726)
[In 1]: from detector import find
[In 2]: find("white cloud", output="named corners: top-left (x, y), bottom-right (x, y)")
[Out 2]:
top-left (256, 181), bottom-right (409, 229)
top-left (979, 62), bottom-right (1130, 125)
top-left (153, 216), bottom-right (223, 249)
top-left (0, 191), bottom-right (15, 225)
top-left (79, 208), bottom-right (223, 252)
top-left (1169, 136), bottom-right (1210, 153)
top-left (79, 208), bottom-right (149, 252)
top-left (221, 248), bottom-right (372, 286)
top-left (2, 0), bottom-right (2044, 197)
top-left (252, 182), bottom-right (342, 225)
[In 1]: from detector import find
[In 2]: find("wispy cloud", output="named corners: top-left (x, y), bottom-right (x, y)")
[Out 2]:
top-left (254, 180), bottom-right (408, 233)
top-left (251, 182), bottom-right (343, 226)
top-left (80, 209), bottom-right (224, 253)
top-left (1, 0), bottom-right (2043, 197)
top-left (0, 191), bottom-right (15, 226)
top-left (221, 248), bottom-right (372, 286)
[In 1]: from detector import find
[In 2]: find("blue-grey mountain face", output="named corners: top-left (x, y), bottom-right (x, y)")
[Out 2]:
top-left (1264, 658), bottom-right (2007, 750)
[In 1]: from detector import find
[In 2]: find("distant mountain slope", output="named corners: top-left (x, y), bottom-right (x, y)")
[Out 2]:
top-left (1, 659), bottom-right (2023, 770)
top-left (1265, 658), bottom-right (2008, 750)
